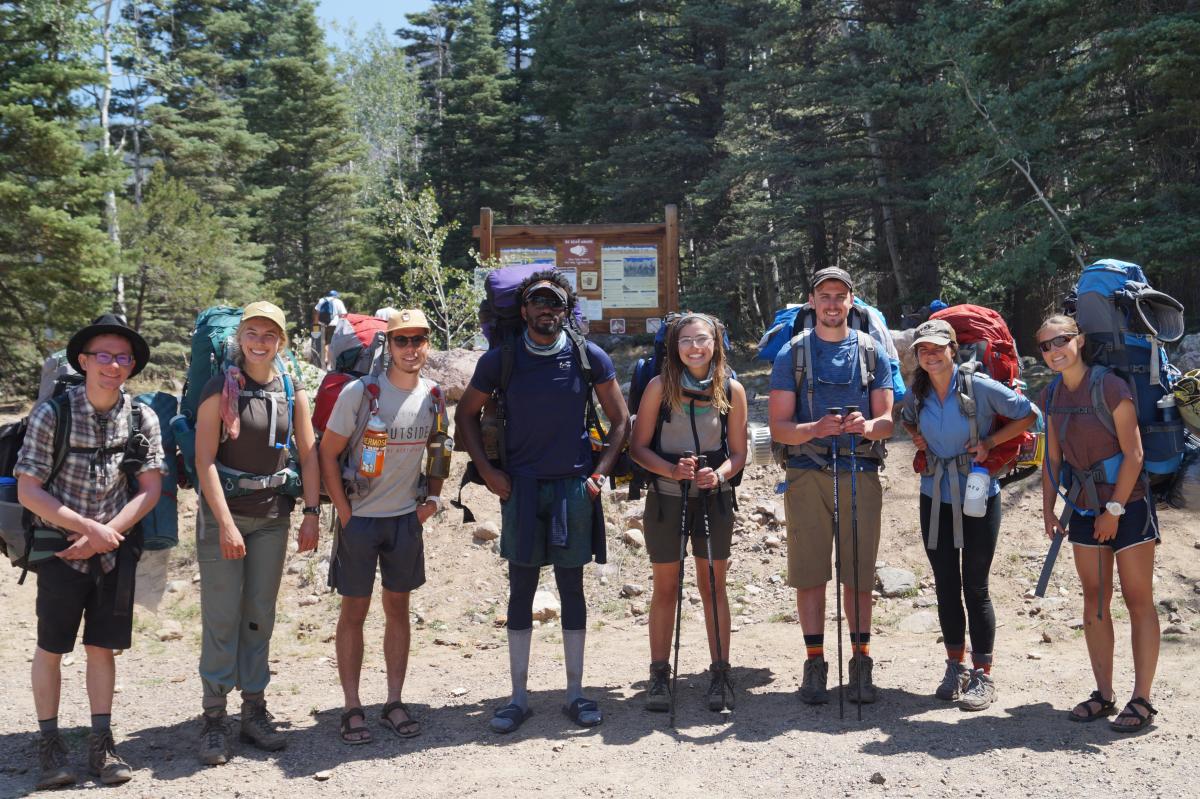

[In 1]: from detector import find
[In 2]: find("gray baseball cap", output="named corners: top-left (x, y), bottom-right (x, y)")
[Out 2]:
top-left (810, 267), bottom-right (854, 293)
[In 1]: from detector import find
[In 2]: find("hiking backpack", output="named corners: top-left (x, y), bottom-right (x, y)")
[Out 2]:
top-left (36, 349), bottom-right (84, 402)
top-left (317, 296), bottom-right (335, 325)
top-left (757, 297), bottom-right (908, 403)
top-left (1057, 258), bottom-right (1187, 495)
top-left (134, 391), bottom-right (180, 550)
top-left (312, 313), bottom-right (388, 435)
top-left (919, 303), bottom-right (1038, 476)
top-left (170, 305), bottom-right (302, 499)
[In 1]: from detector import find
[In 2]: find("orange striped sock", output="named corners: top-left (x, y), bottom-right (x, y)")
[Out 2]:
top-left (850, 632), bottom-right (870, 657)
top-left (804, 633), bottom-right (824, 660)
top-left (946, 645), bottom-right (966, 663)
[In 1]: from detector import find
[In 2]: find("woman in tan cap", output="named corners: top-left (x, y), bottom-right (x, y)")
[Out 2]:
top-left (192, 301), bottom-right (321, 764)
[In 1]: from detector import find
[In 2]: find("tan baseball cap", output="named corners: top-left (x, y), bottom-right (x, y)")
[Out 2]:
top-left (242, 301), bottom-right (287, 332)
top-left (387, 308), bottom-right (431, 333)
top-left (911, 319), bottom-right (957, 349)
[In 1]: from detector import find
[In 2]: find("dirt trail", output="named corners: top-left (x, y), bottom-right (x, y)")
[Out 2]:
top-left (2, 394), bottom-right (1199, 798)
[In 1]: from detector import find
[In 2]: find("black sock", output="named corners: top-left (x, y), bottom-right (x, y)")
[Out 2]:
top-left (850, 632), bottom-right (871, 657)
top-left (38, 717), bottom-right (58, 736)
top-left (803, 634), bottom-right (824, 660)
top-left (91, 714), bottom-right (111, 733)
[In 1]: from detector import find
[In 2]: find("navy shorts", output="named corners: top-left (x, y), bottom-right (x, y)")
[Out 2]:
top-left (330, 512), bottom-right (425, 597)
top-left (1068, 497), bottom-right (1159, 553)
top-left (36, 559), bottom-right (134, 654)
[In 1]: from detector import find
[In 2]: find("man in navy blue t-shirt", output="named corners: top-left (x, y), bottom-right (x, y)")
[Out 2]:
top-left (768, 267), bottom-right (895, 706)
top-left (456, 270), bottom-right (629, 734)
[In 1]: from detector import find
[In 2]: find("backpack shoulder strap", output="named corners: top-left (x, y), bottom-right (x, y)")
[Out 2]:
top-left (956, 363), bottom-right (980, 446)
top-left (790, 330), bottom-right (815, 419)
top-left (565, 328), bottom-right (594, 388)
top-left (1089, 367), bottom-right (1118, 438)
top-left (44, 394), bottom-right (73, 490)
top-left (855, 329), bottom-right (876, 391)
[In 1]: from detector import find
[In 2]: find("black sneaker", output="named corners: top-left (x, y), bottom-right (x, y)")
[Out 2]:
top-left (36, 732), bottom-right (75, 790)
top-left (86, 730), bottom-right (132, 785)
top-left (645, 661), bottom-right (671, 712)
top-left (799, 657), bottom-right (829, 705)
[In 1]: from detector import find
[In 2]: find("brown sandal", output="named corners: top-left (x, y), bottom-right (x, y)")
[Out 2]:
top-left (1068, 690), bottom-right (1116, 722)
top-left (339, 707), bottom-right (373, 745)
top-left (1110, 697), bottom-right (1156, 733)
top-left (379, 701), bottom-right (420, 738)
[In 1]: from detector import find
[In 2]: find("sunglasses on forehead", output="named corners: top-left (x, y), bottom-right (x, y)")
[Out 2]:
top-left (389, 333), bottom-right (429, 348)
top-left (1037, 333), bottom-right (1076, 353)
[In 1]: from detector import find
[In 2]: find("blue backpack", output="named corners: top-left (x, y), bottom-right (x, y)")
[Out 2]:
top-left (756, 297), bottom-right (907, 403)
top-left (1059, 258), bottom-right (1186, 487)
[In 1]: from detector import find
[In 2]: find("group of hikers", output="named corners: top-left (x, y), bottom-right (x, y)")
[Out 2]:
top-left (8, 265), bottom-right (1168, 790)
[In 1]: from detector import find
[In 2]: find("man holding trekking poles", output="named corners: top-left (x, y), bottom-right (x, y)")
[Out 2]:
top-left (768, 267), bottom-right (894, 711)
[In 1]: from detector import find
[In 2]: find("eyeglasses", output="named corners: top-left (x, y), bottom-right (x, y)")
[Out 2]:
top-left (1037, 334), bottom-right (1076, 353)
top-left (390, 334), bottom-right (429, 349)
top-left (81, 351), bottom-right (135, 368)
top-left (677, 335), bottom-right (714, 348)
top-left (526, 295), bottom-right (565, 310)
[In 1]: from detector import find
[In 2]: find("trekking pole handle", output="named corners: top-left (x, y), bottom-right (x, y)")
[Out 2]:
top-left (843, 405), bottom-right (859, 416)
top-left (696, 454), bottom-right (709, 490)
top-left (679, 450), bottom-right (695, 486)
top-left (826, 406), bottom-right (843, 417)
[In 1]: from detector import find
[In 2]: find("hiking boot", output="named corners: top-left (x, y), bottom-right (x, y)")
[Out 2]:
top-left (846, 654), bottom-right (879, 704)
top-left (959, 669), bottom-right (996, 711)
top-left (36, 732), bottom-right (75, 790)
top-left (798, 657), bottom-right (829, 705)
top-left (706, 661), bottom-right (735, 711)
top-left (935, 659), bottom-right (970, 701)
top-left (86, 730), bottom-right (132, 785)
top-left (239, 700), bottom-right (286, 752)
top-left (645, 661), bottom-right (671, 713)
top-left (199, 710), bottom-right (230, 766)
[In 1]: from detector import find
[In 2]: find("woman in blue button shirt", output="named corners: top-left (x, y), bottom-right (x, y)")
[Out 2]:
top-left (902, 320), bottom-right (1035, 711)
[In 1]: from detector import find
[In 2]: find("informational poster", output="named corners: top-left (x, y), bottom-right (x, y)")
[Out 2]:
top-left (580, 271), bottom-right (598, 291)
top-left (559, 268), bottom-right (577, 292)
top-left (581, 299), bottom-right (603, 322)
top-left (601, 245), bottom-right (659, 309)
top-left (500, 247), bottom-right (556, 269)
top-left (560, 238), bottom-right (597, 268)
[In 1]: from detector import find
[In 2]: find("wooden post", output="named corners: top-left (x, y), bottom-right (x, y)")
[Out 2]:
top-left (665, 204), bottom-right (679, 312)
top-left (480, 208), bottom-right (494, 260)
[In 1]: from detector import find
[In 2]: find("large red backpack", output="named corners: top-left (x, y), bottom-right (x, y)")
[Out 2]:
top-left (312, 313), bottom-right (388, 434)
top-left (925, 304), bottom-right (1034, 475)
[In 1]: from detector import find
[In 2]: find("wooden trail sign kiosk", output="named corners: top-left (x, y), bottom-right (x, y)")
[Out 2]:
top-left (473, 205), bottom-right (680, 335)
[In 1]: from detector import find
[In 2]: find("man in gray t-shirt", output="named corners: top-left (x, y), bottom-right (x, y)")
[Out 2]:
top-left (318, 308), bottom-right (446, 743)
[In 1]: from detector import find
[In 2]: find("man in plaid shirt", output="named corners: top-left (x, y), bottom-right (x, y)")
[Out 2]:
top-left (15, 314), bottom-right (164, 790)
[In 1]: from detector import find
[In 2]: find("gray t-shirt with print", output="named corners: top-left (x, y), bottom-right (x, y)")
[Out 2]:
top-left (327, 374), bottom-right (434, 517)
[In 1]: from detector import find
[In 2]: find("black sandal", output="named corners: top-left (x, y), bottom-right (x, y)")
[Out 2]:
top-left (1068, 690), bottom-right (1116, 722)
top-left (380, 700), bottom-right (421, 738)
top-left (1110, 697), bottom-right (1157, 733)
top-left (339, 707), bottom-right (373, 745)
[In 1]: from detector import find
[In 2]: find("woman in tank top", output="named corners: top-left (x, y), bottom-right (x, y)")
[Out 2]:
top-left (630, 313), bottom-right (748, 715)
top-left (193, 301), bottom-right (321, 762)
top-left (1038, 313), bottom-right (1160, 732)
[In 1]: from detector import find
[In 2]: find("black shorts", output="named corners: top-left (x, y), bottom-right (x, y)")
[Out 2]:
top-left (330, 512), bottom-right (425, 597)
top-left (643, 489), bottom-right (735, 564)
top-left (36, 559), bottom-right (134, 654)
top-left (1068, 497), bottom-right (1159, 553)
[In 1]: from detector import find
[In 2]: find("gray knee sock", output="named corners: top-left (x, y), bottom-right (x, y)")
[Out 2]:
top-left (563, 628), bottom-right (586, 704)
top-left (507, 628), bottom-right (532, 709)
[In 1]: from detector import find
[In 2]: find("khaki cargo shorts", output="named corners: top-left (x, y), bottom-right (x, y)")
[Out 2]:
top-left (783, 467), bottom-right (882, 590)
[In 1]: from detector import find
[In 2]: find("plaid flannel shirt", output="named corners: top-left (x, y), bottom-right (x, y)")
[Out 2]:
top-left (14, 386), bottom-right (165, 574)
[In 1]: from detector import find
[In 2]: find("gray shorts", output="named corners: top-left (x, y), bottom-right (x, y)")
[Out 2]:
top-left (330, 512), bottom-right (425, 597)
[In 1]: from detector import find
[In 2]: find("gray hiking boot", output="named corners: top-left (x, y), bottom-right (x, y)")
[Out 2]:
top-left (239, 700), bottom-right (286, 752)
top-left (86, 730), bottom-right (132, 785)
top-left (846, 654), bottom-right (879, 704)
top-left (935, 659), bottom-right (970, 701)
top-left (706, 661), bottom-right (735, 711)
top-left (645, 661), bottom-right (671, 713)
top-left (798, 657), bottom-right (829, 705)
top-left (199, 710), bottom-right (230, 765)
top-left (36, 732), bottom-right (75, 790)
top-left (959, 669), bottom-right (996, 711)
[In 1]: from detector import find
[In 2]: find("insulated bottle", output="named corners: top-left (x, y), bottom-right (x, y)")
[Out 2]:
top-left (962, 465), bottom-right (989, 518)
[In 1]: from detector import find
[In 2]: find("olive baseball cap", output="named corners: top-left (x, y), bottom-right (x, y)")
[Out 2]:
top-left (911, 319), bottom-right (957, 348)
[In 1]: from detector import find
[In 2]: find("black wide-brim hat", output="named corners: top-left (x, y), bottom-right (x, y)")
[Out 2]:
top-left (66, 314), bottom-right (151, 378)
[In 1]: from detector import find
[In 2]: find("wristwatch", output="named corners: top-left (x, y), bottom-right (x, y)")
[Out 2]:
top-left (301, 505), bottom-right (320, 516)
top-left (425, 496), bottom-right (443, 514)
top-left (715, 470), bottom-right (726, 486)
top-left (1105, 501), bottom-right (1125, 517)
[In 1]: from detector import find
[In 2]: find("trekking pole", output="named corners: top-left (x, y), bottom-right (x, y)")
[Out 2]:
top-left (696, 455), bottom-right (733, 711)
top-left (844, 404), bottom-right (863, 722)
top-left (669, 450), bottom-right (695, 729)
top-left (827, 406), bottom-right (845, 720)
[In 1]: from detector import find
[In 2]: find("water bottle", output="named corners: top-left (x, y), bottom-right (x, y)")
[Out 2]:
top-left (359, 414), bottom-right (388, 478)
top-left (0, 476), bottom-right (17, 503)
top-left (426, 430), bottom-right (454, 480)
top-left (1157, 394), bottom-right (1178, 423)
top-left (962, 465), bottom-right (989, 518)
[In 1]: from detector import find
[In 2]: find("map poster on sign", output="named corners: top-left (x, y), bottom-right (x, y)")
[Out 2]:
top-left (560, 238), bottom-right (597, 267)
top-left (500, 247), bottom-right (556, 269)
top-left (601, 245), bottom-right (658, 309)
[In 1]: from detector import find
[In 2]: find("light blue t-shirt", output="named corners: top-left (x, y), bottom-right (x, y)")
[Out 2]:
top-left (908, 366), bottom-right (1032, 500)
top-left (769, 331), bottom-right (893, 471)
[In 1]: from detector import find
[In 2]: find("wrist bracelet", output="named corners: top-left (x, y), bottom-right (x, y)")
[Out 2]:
top-left (302, 505), bottom-right (320, 516)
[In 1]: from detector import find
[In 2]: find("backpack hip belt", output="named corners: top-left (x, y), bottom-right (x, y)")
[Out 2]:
top-left (214, 460), bottom-right (301, 497)
top-left (924, 452), bottom-right (975, 550)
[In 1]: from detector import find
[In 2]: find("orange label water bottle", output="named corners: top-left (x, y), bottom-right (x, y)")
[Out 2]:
top-left (359, 414), bottom-right (388, 478)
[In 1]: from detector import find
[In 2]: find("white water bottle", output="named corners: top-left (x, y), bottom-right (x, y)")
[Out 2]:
top-left (963, 465), bottom-right (989, 518)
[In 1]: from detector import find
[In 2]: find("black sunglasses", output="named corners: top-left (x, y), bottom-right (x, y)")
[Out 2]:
top-left (389, 334), bottom-right (429, 348)
top-left (526, 295), bottom-right (565, 310)
top-left (1037, 334), bottom-right (1076, 353)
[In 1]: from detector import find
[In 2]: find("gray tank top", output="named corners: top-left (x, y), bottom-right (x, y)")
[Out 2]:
top-left (652, 399), bottom-right (731, 497)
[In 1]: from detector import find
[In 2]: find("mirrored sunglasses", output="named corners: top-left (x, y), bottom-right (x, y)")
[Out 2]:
top-left (390, 334), bottom-right (429, 348)
top-left (1037, 334), bottom-right (1076, 353)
